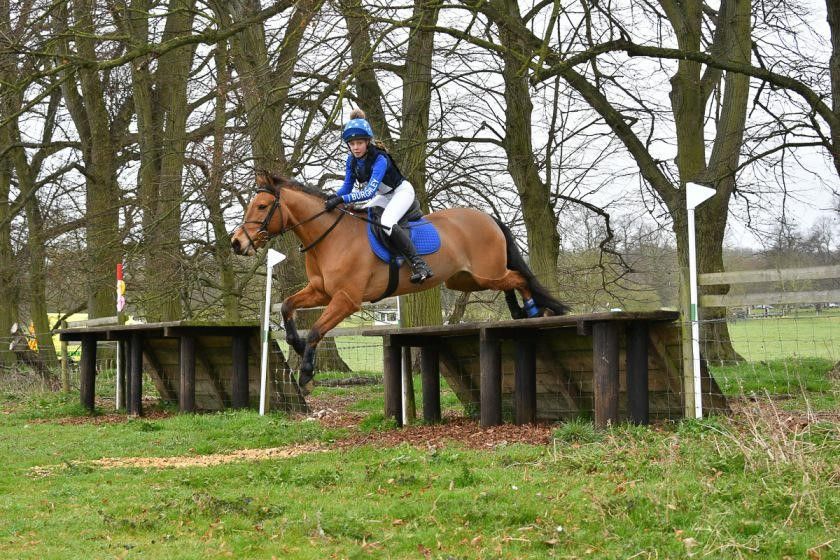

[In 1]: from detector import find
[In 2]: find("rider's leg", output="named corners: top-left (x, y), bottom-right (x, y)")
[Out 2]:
top-left (381, 182), bottom-right (434, 283)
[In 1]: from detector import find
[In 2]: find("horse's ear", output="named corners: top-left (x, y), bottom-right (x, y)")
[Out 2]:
top-left (255, 171), bottom-right (270, 188)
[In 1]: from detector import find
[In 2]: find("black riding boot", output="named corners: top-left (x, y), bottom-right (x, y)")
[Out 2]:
top-left (388, 224), bottom-right (434, 283)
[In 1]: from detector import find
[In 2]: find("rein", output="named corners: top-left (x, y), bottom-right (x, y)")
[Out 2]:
top-left (239, 187), bottom-right (345, 253)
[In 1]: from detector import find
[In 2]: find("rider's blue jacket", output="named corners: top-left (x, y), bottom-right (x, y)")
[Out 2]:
top-left (336, 146), bottom-right (404, 204)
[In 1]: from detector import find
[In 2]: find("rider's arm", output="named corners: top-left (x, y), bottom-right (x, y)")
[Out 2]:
top-left (335, 155), bottom-right (354, 199)
top-left (343, 154), bottom-right (388, 203)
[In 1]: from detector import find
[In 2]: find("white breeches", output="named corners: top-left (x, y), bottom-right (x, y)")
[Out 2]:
top-left (364, 181), bottom-right (415, 231)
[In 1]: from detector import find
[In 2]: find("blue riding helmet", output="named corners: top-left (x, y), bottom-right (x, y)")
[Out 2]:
top-left (342, 118), bottom-right (374, 142)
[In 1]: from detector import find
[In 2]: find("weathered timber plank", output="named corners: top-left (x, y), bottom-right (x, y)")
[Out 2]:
top-left (698, 264), bottom-right (840, 285)
top-left (701, 289), bottom-right (840, 307)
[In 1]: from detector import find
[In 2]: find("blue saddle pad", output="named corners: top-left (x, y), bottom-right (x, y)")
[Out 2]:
top-left (367, 215), bottom-right (441, 263)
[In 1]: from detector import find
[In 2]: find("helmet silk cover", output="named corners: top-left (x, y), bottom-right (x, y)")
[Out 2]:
top-left (342, 118), bottom-right (374, 142)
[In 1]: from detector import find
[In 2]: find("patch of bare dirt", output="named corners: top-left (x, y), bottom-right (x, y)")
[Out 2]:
top-left (728, 397), bottom-right (840, 427)
top-left (51, 409), bottom-right (174, 426)
top-left (29, 443), bottom-right (325, 477)
top-left (335, 415), bottom-right (554, 450)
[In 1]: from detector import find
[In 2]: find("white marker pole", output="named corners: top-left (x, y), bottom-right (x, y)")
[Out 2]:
top-left (686, 182), bottom-right (715, 419)
top-left (260, 249), bottom-right (287, 416)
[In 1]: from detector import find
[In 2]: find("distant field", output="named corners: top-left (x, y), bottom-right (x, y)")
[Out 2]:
top-left (726, 313), bottom-right (840, 362)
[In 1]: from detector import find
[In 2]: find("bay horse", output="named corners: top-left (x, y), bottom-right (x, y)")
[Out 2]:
top-left (230, 171), bottom-right (568, 390)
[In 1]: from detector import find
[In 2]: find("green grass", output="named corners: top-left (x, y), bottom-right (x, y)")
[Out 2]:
top-left (711, 357), bottom-right (837, 395)
top-left (1, 391), bottom-right (838, 559)
top-left (727, 313), bottom-right (840, 361)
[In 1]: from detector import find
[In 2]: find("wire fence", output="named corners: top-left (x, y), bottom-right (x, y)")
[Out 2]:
top-left (2, 309), bottom-right (838, 423)
top-left (702, 310), bottom-right (840, 419)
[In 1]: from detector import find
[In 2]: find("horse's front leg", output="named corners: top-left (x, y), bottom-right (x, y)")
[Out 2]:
top-left (280, 284), bottom-right (329, 356)
top-left (298, 289), bottom-right (361, 391)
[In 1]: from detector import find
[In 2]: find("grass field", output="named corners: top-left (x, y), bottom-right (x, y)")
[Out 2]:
top-left (726, 313), bottom-right (840, 362)
top-left (1, 388), bottom-right (838, 559)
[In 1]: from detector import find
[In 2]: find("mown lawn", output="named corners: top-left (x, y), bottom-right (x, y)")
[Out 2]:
top-left (1, 390), bottom-right (837, 559)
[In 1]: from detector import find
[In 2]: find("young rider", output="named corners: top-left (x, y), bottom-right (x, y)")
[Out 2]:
top-left (324, 109), bottom-right (434, 284)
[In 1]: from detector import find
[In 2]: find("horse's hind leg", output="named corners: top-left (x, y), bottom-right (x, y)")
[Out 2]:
top-left (298, 289), bottom-right (361, 391)
top-left (469, 270), bottom-right (535, 319)
top-left (280, 284), bottom-right (329, 356)
top-left (504, 290), bottom-right (525, 319)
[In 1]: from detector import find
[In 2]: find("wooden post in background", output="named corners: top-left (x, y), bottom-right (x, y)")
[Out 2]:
top-left (60, 320), bottom-right (70, 393)
top-left (79, 337), bottom-right (96, 411)
top-left (231, 334), bottom-right (249, 408)
top-left (514, 337), bottom-right (537, 425)
top-left (592, 322), bottom-right (619, 428)
top-left (180, 335), bottom-right (196, 413)
top-left (129, 332), bottom-right (143, 416)
top-left (480, 328), bottom-right (502, 427)
top-left (383, 335), bottom-right (403, 426)
top-left (419, 346), bottom-right (441, 423)
top-left (626, 322), bottom-right (649, 425)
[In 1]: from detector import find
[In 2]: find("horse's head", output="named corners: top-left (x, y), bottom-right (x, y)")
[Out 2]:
top-left (230, 171), bottom-right (289, 256)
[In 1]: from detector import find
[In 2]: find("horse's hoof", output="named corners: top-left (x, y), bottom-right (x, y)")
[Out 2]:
top-left (298, 370), bottom-right (314, 390)
top-left (299, 380), bottom-right (314, 396)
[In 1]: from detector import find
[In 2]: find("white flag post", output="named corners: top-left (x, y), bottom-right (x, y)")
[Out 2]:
top-left (260, 249), bottom-right (287, 416)
top-left (686, 182), bottom-right (716, 419)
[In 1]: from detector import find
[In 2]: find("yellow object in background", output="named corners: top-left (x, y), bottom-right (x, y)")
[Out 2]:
top-left (27, 322), bottom-right (38, 351)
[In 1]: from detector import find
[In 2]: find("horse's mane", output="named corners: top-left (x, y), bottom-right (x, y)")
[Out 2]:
top-left (265, 172), bottom-right (329, 200)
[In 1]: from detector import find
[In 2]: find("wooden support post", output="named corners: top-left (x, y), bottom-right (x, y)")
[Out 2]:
top-left (116, 340), bottom-right (127, 410)
top-left (231, 334), bottom-right (249, 409)
top-left (129, 333), bottom-right (143, 416)
top-left (480, 328), bottom-right (502, 427)
top-left (383, 335), bottom-right (403, 427)
top-left (592, 322), bottom-right (619, 428)
top-left (402, 346), bottom-right (416, 424)
top-left (419, 346), bottom-right (441, 423)
top-left (514, 338), bottom-right (537, 425)
top-left (79, 336), bottom-right (97, 412)
top-left (626, 322), bottom-right (650, 425)
top-left (61, 321), bottom-right (70, 393)
top-left (179, 335), bottom-right (196, 413)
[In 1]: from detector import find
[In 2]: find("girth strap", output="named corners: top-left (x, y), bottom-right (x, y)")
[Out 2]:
top-left (371, 258), bottom-right (400, 303)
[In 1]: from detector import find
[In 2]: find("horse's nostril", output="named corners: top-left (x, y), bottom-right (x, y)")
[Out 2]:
top-left (231, 238), bottom-right (240, 252)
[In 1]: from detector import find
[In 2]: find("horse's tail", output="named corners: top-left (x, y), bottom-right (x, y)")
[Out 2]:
top-left (493, 218), bottom-right (570, 317)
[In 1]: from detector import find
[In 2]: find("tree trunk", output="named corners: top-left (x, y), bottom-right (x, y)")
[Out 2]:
top-left (339, 0), bottom-right (394, 144)
top-left (497, 0), bottom-right (562, 296)
top-left (222, 0), bottom-right (349, 371)
top-left (208, 37), bottom-right (241, 321)
top-left (11, 138), bottom-right (59, 367)
top-left (62, 1), bottom-right (122, 319)
top-left (0, 3), bottom-right (18, 366)
top-left (397, 0), bottom-right (443, 330)
top-left (827, 0), bottom-right (840, 177)
top-left (127, 0), bottom-right (196, 321)
top-left (0, 117), bottom-right (17, 368)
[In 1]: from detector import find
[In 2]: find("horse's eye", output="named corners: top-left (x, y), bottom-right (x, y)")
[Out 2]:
top-left (258, 204), bottom-right (268, 210)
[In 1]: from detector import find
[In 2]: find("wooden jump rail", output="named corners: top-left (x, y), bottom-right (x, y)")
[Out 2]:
top-left (699, 264), bottom-right (840, 307)
top-left (363, 311), bottom-right (684, 428)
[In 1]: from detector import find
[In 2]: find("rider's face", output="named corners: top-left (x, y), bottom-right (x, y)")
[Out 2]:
top-left (348, 138), bottom-right (368, 158)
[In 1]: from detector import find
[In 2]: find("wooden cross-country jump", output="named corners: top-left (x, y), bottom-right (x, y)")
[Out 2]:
top-left (364, 311), bottom-right (727, 427)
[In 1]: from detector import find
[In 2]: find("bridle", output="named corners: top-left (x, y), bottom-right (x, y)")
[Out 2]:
top-left (237, 186), bottom-right (346, 253)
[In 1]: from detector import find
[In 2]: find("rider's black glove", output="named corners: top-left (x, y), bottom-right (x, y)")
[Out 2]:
top-left (325, 195), bottom-right (343, 211)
